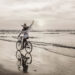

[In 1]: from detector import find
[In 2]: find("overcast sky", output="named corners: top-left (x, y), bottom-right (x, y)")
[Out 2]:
top-left (0, 0), bottom-right (75, 30)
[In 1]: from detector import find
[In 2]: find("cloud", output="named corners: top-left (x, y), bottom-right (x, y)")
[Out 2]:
top-left (10, 2), bottom-right (49, 11)
top-left (0, 0), bottom-right (75, 29)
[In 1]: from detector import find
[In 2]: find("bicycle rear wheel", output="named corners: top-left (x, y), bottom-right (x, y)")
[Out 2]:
top-left (25, 41), bottom-right (32, 53)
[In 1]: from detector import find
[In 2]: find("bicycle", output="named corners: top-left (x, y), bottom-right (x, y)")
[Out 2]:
top-left (16, 21), bottom-right (34, 72)
top-left (16, 36), bottom-right (32, 53)
top-left (16, 36), bottom-right (33, 72)
top-left (16, 50), bottom-right (32, 72)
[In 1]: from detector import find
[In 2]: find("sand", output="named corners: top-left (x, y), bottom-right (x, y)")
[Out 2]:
top-left (0, 32), bottom-right (75, 75)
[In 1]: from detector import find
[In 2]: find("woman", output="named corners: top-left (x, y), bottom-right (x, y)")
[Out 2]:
top-left (18, 21), bottom-right (34, 48)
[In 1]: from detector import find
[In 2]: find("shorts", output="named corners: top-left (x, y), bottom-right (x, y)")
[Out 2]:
top-left (23, 34), bottom-right (29, 39)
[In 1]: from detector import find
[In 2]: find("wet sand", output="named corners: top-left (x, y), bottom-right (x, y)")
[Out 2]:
top-left (0, 32), bottom-right (75, 75)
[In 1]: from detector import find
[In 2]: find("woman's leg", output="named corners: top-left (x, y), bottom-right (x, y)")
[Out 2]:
top-left (23, 38), bottom-right (26, 48)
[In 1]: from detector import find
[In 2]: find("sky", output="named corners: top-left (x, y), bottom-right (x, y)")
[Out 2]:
top-left (0, 0), bottom-right (75, 30)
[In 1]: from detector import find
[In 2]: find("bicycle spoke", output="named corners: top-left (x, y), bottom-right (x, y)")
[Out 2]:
top-left (25, 41), bottom-right (32, 53)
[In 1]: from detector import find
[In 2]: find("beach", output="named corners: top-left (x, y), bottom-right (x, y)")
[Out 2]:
top-left (0, 31), bottom-right (75, 75)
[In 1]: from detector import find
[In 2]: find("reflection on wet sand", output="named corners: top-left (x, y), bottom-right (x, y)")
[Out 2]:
top-left (0, 30), bottom-right (75, 75)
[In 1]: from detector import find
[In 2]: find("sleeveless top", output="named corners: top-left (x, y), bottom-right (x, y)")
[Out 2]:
top-left (22, 27), bottom-right (29, 35)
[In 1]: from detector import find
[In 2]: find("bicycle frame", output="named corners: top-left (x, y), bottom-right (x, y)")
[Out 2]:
top-left (18, 36), bottom-right (28, 48)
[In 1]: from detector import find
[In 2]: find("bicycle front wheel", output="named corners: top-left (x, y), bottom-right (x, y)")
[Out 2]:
top-left (25, 41), bottom-right (32, 53)
top-left (16, 41), bottom-right (22, 50)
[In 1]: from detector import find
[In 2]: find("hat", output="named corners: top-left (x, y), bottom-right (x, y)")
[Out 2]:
top-left (21, 23), bottom-right (27, 27)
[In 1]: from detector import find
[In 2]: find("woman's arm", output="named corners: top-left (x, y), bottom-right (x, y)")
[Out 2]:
top-left (28, 21), bottom-right (34, 30)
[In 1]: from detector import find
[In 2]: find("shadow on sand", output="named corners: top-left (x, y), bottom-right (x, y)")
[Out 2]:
top-left (0, 64), bottom-right (29, 75)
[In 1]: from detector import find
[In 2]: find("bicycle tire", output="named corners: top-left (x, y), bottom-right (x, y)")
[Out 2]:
top-left (16, 50), bottom-right (23, 71)
top-left (16, 50), bottom-right (21, 59)
top-left (16, 41), bottom-right (22, 50)
top-left (25, 53), bottom-right (32, 64)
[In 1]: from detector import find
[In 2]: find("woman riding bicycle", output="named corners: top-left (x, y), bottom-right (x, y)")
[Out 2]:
top-left (18, 21), bottom-right (34, 49)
